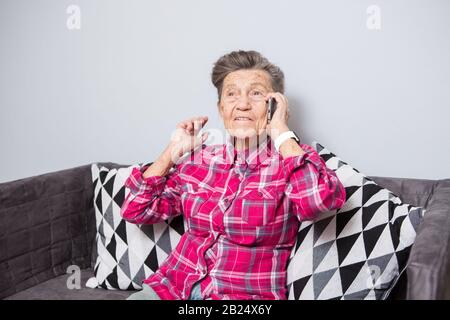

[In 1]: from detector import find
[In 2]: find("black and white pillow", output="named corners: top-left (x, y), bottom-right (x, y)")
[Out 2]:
top-left (286, 141), bottom-right (426, 300)
top-left (87, 163), bottom-right (186, 290)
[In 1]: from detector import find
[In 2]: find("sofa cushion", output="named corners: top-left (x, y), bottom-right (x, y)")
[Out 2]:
top-left (90, 163), bottom-right (186, 290)
top-left (4, 268), bottom-right (135, 300)
top-left (286, 141), bottom-right (426, 300)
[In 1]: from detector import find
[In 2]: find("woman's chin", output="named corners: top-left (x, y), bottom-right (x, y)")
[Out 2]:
top-left (228, 127), bottom-right (259, 139)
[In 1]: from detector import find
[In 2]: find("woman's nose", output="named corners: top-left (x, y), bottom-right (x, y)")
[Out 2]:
top-left (236, 95), bottom-right (251, 109)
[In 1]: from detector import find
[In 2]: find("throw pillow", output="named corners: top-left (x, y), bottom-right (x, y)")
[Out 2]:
top-left (88, 163), bottom-right (186, 290)
top-left (286, 141), bottom-right (426, 300)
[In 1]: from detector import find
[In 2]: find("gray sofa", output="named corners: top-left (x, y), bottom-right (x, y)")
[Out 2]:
top-left (1, 162), bottom-right (449, 300)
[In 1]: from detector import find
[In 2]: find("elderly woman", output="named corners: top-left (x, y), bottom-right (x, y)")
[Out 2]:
top-left (122, 50), bottom-right (346, 300)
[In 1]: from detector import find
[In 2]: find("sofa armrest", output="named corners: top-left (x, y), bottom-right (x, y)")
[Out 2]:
top-left (0, 164), bottom-right (95, 299)
top-left (406, 178), bottom-right (450, 299)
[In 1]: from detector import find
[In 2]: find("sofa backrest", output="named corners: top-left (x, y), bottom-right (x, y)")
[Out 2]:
top-left (370, 176), bottom-right (450, 300)
top-left (0, 164), bottom-right (96, 299)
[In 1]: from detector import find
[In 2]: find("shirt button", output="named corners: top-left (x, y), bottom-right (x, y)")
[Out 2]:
top-left (198, 269), bottom-right (206, 276)
top-left (258, 191), bottom-right (263, 197)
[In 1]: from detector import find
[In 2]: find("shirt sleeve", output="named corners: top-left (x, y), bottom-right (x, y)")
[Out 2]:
top-left (120, 162), bottom-right (183, 224)
top-left (282, 143), bottom-right (346, 222)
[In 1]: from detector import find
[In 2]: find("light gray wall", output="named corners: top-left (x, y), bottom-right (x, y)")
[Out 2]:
top-left (1, 0), bottom-right (449, 183)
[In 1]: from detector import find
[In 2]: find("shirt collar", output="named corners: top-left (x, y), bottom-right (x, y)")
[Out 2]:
top-left (218, 132), bottom-right (275, 170)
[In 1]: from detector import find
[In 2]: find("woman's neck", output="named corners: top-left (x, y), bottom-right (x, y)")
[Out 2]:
top-left (233, 133), bottom-right (267, 153)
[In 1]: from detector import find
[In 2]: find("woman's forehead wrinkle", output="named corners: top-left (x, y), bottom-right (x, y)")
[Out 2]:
top-left (224, 83), bottom-right (237, 90)
top-left (250, 82), bottom-right (269, 90)
top-left (224, 77), bottom-right (270, 90)
top-left (225, 82), bottom-right (267, 90)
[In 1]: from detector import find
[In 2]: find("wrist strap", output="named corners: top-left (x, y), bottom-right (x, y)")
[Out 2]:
top-left (274, 131), bottom-right (298, 151)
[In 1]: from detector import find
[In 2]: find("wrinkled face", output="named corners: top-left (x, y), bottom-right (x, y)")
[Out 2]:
top-left (218, 69), bottom-right (273, 139)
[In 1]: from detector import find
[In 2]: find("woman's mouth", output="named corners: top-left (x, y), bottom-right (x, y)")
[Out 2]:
top-left (234, 117), bottom-right (253, 122)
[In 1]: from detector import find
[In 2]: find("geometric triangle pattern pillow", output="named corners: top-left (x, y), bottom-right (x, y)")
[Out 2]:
top-left (286, 142), bottom-right (426, 300)
top-left (89, 163), bottom-right (186, 290)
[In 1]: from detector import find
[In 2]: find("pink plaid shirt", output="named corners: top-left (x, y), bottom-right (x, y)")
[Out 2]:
top-left (120, 135), bottom-right (346, 300)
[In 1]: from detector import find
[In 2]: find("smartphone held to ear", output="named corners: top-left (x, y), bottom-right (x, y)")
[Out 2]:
top-left (266, 97), bottom-right (277, 123)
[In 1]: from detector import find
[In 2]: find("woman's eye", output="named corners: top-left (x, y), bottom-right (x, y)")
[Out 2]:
top-left (227, 92), bottom-right (235, 96)
top-left (251, 91), bottom-right (262, 95)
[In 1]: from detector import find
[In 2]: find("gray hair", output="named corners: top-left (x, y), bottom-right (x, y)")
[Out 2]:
top-left (211, 50), bottom-right (285, 102)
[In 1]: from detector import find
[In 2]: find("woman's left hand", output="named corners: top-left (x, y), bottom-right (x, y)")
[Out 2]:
top-left (264, 92), bottom-right (291, 140)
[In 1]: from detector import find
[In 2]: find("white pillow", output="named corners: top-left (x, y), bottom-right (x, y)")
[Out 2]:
top-left (88, 163), bottom-right (186, 290)
top-left (286, 141), bottom-right (426, 300)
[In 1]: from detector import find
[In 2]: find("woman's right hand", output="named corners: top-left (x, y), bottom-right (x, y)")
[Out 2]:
top-left (142, 116), bottom-right (209, 178)
top-left (166, 116), bottom-right (209, 163)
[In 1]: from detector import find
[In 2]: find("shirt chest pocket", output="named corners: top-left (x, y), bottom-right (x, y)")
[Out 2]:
top-left (182, 189), bottom-right (210, 209)
top-left (239, 187), bottom-right (281, 227)
top-left (181, 183), bottom-right (214, 219)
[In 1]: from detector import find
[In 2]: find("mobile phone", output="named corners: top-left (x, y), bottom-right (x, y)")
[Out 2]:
top-left (267, 97), bottom-right (277, 123)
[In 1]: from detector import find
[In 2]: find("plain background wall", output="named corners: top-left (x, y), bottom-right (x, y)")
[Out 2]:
top-left (1, 0), bottom-right (449, 183)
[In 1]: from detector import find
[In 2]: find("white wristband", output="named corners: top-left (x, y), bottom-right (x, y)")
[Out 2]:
top-left (274, 131), bottom-right (298, 152)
